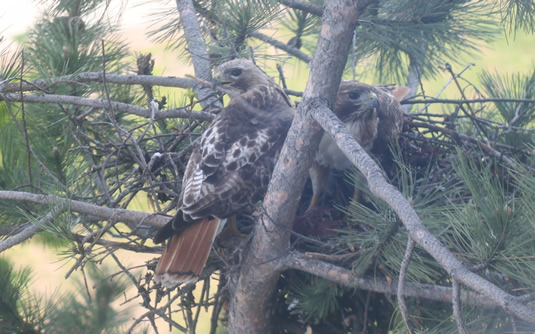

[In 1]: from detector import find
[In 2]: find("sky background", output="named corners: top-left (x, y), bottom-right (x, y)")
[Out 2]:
top-left (1, 0), bottom-right (172, 48)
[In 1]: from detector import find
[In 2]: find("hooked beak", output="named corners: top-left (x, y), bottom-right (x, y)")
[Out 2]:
top-left (367, 92), bottom-right (379, 110)
top-left (212, 72), bottom-right (231, 88)
top-left (212, 72), bottom-right (221, 89)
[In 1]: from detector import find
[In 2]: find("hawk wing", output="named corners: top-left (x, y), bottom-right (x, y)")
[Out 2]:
top-left (181, 95), bottom-right (292, 221)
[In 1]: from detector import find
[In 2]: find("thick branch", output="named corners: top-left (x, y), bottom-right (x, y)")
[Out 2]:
top-left (0, 93), bottom-right (215, 122)
top-left (310, 105), bottom-right (535, 322)
top-left (228, 2), bottom-right (364, 333)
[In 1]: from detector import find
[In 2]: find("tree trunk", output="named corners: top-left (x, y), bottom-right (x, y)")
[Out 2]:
top-left (227, 1), bottom-right (369, 332)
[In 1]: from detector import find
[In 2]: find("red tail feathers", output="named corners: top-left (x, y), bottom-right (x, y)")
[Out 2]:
top-left (154, 218), bottom-right (220, 288)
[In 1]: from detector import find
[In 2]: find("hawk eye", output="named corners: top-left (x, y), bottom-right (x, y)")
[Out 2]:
top-left (348, 91), bottom-right (360, 100)
top-left (230, 69), bottom-right (242, 77)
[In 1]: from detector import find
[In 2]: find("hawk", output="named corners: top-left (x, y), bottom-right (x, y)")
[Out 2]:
top-left (308, 80), bottom-right (409, 210)
top-left (153, 59), bottom-right (294, 287)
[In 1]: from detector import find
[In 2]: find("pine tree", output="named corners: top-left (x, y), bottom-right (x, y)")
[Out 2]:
top-left (1, 0), bottom-right (535, 333)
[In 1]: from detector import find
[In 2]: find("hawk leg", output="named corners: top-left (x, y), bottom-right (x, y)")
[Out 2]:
top-left (307, 162), bottom-right (329, 212)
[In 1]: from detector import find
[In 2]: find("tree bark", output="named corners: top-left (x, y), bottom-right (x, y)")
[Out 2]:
top-left (227, 2), bottom-right (368, 332)
top-left (175, 0), bottom-right (221, 110)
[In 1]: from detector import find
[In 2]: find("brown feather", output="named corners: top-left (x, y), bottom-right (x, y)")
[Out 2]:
top-left (155, 218), bottom-right (220, 287)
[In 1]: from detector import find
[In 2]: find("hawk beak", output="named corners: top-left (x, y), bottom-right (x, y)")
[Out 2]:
top-left (368, 92), bottom-right (379, 109)
top-left (212, 72), bottom-right (222, 88)
top-left (212, 72), bottom-right (232, 87)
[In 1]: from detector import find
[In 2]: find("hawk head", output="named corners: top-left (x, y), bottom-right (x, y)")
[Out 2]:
top-left (214, 59), bottom-right (271, 93)
top-left (334, 81), bottom-right (380, 123)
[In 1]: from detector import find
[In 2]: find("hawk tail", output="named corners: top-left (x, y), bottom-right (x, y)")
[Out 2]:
top-left (154, 217), bottom-right (220, 288)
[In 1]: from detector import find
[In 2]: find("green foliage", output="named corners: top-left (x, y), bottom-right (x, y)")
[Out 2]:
top-left (288, 274), bottom-right (344, 322)
top-left (2, 0), bottom-right (535, 332)
top-left (444, 153), bottom-right (535, 293)
top-left (497, 0), bottom-right (535, 34)
top-left (0, 259), bottom-right (41, 334)
top-left (354, 0), bottom-right (498, 82)
top-left (45, 264), bottom-right (131, 334)
top-left (0, 259), bottom-right (131, 334)
top-left (279, 5), bottom-right (320, 49)
top-left (149, 0), bottom-right (283, 62)
top-left (479, 68), bottom-right (535, 147)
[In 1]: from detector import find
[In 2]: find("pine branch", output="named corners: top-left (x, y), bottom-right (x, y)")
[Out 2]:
top-left (280, 251), bottom-right (511, 308)
top-left (452, 279), bottom-right (469, 334)
top-left (0, 93), bottom-right (215, 122)
top-left (0, 190), bottom-right (169, 236)
top-left (0, 72), bottom-right (198, 93)
top-left (0, 224), bottom-right (41, 253)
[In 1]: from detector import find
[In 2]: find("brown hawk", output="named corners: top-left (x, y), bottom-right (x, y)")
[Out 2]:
top-left (308, 80), bottom-right (409, 210)
top-left (153, 59), bottom-right (294, 287)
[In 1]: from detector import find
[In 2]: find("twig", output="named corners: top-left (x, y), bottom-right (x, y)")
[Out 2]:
top-left (452, 279), bottom-right (468, 334)
top-left (3, 99), bottom-right (68, 192)
top-left (249, 31), bottom-right (312, 63)
top-left (409, 121), bottom-right (524, 170)
top-left (445, 63), bottom-right (490, 139)
top-left (508, 79), bottom-right (535, 130)
top-left (397, 237), bottom-right (416, 333)
top-left (416, 62), bottom-right (475, 113)
top-left (276, 63), bottom-right (288, 90)
top-left (72, 233), bottom-right (160, 253)
top-left (303, 251), bottom-right (359, 263)
top-left (19, 52), bottom-right (32, 185)
top-left (279, 0), bottom-right (324, 16)
top-left (403, 97), bottom-right (535, 105)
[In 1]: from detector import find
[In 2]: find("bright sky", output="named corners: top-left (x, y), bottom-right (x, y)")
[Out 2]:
top-left (1, 0), bottom-right (174, 48)
top-left (1, 0), bottom-right (39, 40)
